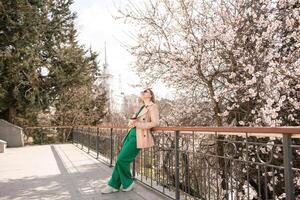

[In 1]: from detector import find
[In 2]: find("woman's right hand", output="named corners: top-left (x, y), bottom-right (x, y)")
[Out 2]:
top-left (128, 119), bottom-right (136, 128)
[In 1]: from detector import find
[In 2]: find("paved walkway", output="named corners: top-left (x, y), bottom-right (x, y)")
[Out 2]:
top-left (0, 144), bottom-right (168, 200)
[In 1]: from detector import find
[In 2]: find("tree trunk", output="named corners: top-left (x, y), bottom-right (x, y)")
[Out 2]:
top-left (207, 81), bottom-right (228, 194)
top-left (8, 106), bottom-right (16, 124)
top-left (207, 81), bottom-right (222, 126)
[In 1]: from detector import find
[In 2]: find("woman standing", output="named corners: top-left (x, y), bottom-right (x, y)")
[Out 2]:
top-left (101, 88), bottom-right (160, 194)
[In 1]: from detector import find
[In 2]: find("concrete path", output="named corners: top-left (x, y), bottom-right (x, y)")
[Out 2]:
top-left (0, 144), bottom-right (168, 200)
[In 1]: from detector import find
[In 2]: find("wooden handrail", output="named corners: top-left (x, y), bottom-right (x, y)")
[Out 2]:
top-left (24, 125), bottom-right (300, 135)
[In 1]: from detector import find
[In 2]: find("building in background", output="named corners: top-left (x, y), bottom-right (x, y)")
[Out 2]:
top-left (97, 42), bottom-right (113, 118)
top-left (120, 94), bottom-right (140, 118)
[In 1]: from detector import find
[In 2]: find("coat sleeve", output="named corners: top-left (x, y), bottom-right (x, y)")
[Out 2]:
top-left (135, 104), bottom-right (160, 129)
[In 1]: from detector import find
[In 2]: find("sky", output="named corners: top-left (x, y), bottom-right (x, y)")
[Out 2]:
top-left (70, 0), bottom-right (175, 102)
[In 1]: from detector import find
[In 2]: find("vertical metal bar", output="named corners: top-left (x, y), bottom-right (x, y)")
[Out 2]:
top-left (197, 149), bottom-right (201, 196)
top-left (208, 162), bottom-right (211, 200)
top-left (96, 128), bottom-right (99, 159)
top-left (215, 132), bottom-right (220, 199)
top-left (230, 159), bottom-right (233, 200)
top-left (77, 128), bottom-right (79, 146)
top-left (151, 145), bottom-right (153, 187)
top-left (180, 138), bottom-right (184, 196)
top-left (162, 131), bottom-right (165, 193)
top-left (46, 128), bottom-right (49, 144)
top-left (192, 132), bottom-right (196, 197)
top-left (144, 151), bottom-right (147, 180)
top-left (109, 128), bottom-right (113, 167)
top-left (175, 130), bottom-right (180, 200)
top-left (272, 167), bottom-right (275, 199)
top-left (187, 133), bottom-right (193, 197)
top-left (235, 162), bottom-right (238, 200)
top-left (133, 159), bottom-right (136, 179)
top-left (74, 128), bottom-right (76, 145)
top-left (133, 129), bottom-right (136, 179)
top-left (155, 146), bottom-right (158, 186)
top-left (140, 149), bottom-right (145, 182)
top-left (40, 130), bottom-right (43, 145)
top-left (71, 127), bottom-right (74, 144)
top-left (141, 149), bottom-right (144, 182)
top-left (183, 154), bottom-right (187, 199)
top-left (203, 160), bottom-right (207, 198)
top-left (147, 150), bottom-right (149, 180)
top-left (88, 128), bottom-right (90, 153)
top-left (62, 128), bottom-right (65, 144)
top-left (246, 133), bottom-right (250, 200)
top-left (81, 128), bottom-right (84, 150)
top-left (153, 141), bottom-right (157, 185)
top-left (158, 140), bottom-right (161, 186)
top-left (264, 166), bottom-right (268, 200)
top-left (168, 134), bottom-right (171, 191)
top-left (133, 152), bottom-right (136, 179)
top-left (283, 134), bottom-right (295, 200)
top-left (258, 165), bottom-right (261, 199)
top-left (224, 152), bottom-right (228, 198)
top-left (187, 136), bottom-right (190, 196)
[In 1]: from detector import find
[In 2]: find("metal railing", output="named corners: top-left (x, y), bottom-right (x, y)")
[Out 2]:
top-left (23, 126), bottom-right (73, 145)
top-left (24, 125), bottom-right (300, 200)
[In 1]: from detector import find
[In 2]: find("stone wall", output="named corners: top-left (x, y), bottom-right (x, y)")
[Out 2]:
top-left (0, 119), bottom-right (24, 147)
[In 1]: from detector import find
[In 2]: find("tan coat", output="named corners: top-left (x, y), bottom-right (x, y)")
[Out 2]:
top-left (129, 101), bottom-right (160, 149)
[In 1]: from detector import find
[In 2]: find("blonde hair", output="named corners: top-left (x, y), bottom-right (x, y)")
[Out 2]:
top-left (147, 88), bottom-right (155, 103)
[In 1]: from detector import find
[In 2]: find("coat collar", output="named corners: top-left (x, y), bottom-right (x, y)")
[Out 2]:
top-left (136, 101), bottom-right (154, 118)
top-left (144, 101), bottom-right (154, 107)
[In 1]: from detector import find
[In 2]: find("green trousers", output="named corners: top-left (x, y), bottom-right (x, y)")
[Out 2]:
top-left (108, 127), bottom-right (140, 189)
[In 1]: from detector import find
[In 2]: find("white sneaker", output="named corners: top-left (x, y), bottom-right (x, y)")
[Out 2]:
top-left (99, 177), bottom-right (111, 187)
top-left (101, 185), bottom-right (119, 194)
top-left (121, 182), bottom-right (134, 192)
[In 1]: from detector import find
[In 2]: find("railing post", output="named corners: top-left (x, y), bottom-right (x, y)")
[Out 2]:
top-left (283, 134), bottom-right (295, 200)
top-left (109, 128), bottom-right (113, 167)
top-left (175, 130), bottom-right (180, 200)
top-left (96, 128), bottom-right (99, 159)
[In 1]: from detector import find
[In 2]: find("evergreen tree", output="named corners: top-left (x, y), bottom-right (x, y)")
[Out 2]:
top-left (0, 0), bottom-right (107, 126)
top-left (0, 0), bottom-right (47, 124)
